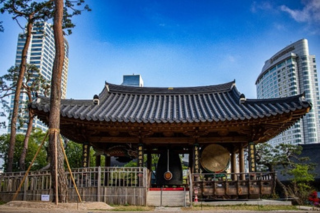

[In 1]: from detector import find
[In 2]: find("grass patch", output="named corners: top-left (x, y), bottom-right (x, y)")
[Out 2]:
top-left (0, 201), bottom-right (6, 205)
top-left (96, 204), bottom-right (301, 211)
top-left (108, 205), bottom-right (154, 211)
top-left (182, 204), bottom-right (299, 211)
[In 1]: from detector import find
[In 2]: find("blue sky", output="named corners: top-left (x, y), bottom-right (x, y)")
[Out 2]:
top-left (0, 0), bottom-right (320, 100)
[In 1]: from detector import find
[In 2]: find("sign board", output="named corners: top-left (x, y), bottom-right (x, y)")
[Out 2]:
top-left (41, 194), bottom-right (50, 201)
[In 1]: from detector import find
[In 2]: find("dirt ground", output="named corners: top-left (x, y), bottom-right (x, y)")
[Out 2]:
top-left (0, 201), bottom-right (114, 212)
top-left (1, 201), bottom-right (319, 213)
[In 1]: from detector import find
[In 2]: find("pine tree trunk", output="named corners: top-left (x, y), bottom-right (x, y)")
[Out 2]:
top-left (276, 178), bottom-right (288, 200)
top-left (7, 17), bottom-right (34, 172)
top-left (49, 0), bottom-right (68, 202)
top-left (20, 84), bottom-right (36, 171)
top-left (19, 112), bottom-right (34, 171)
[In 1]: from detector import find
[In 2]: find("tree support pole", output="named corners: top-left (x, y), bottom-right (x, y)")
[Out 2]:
top-left (12, 130), bottom-right (49, 201)
top-left (59, 135), bottom-right (82, 202)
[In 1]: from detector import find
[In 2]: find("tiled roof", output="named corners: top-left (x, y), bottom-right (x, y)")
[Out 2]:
top-left (30, 81), bottom-right (311, 124)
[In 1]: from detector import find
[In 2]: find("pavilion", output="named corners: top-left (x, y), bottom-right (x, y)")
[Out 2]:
top-left (29, 80), bottom-right (311, 201)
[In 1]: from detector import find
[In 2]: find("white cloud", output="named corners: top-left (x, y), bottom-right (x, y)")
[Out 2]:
top-left (251, 1), bottom-right (273, 13)
top-left (226, 55), bottom-right (236, 63)
top-left (280, 0), bottom-right (320, 24)
top-left (274, 23), bottom-right (286, 31)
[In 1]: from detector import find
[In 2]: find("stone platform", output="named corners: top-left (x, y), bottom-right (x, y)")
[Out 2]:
top-left (193, 199), bottom-right (292, 206)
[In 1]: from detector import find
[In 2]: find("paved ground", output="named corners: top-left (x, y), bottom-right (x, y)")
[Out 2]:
top-left (0, 209), bottom-right (319, 213)
top-left (0, 200), bottom-right (319, 213)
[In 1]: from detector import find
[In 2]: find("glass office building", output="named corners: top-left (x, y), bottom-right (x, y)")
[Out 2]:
top-left (122, 74), bottom-right (144, 87)
top-left (8, 22), bottom-right (69, 133)
top-left (256, 39), bottom-right (319, 145)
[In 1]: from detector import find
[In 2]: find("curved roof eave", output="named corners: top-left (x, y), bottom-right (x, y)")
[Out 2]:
top-left (100, 80), bottom-right (236, 96)
top-left (29, 81), bottom-right (311, 124)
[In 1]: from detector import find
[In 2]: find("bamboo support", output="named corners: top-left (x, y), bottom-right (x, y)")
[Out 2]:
top-left (59, 136), bottom-right (82, 202)
top-left (12, 131), bottom-right (49, 201)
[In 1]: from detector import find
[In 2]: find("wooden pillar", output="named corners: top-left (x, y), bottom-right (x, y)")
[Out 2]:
top-left (104, 155), bottom-right (111, 186)
top-left (97, 166), bottom-right (101, 201)
top-left (248, 142), bottom-right (257, 172)
top-left (138, 143), bottom-right (144, 187)
top-left (193, 142), bottom-right (200, 203)
top-left (193, 143), bottom-right (200, 174)
top-left (248, 142), bottom-right (257, 181)
top-left (147, 151), bottom-right (152, 188)
top-left (138, 143), bottom-right (144, 167)
top-left (231, 146), bottom-right (237, 180)
top-left (239, 143), bottom-right (245, 180)
top-left (96, 155), bottom-right (101, 167)
top-left (95, 155), bottom-right (101, 190)
top-left (82, 143), bottom-right (90, 167)
top-left (105, 155), bottom-right (111, 167)
top-left (189, 147), bottom-right (194, 172)
top-left (147, 151), bottom-right (152, 171)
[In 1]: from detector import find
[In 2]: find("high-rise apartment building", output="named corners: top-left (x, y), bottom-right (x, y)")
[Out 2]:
top-left (9, 22), bottom-right (69, 132)
top-left (256, 39), bottom-right (319, 146)
top-left (122, 74), bottom-right (144, 87)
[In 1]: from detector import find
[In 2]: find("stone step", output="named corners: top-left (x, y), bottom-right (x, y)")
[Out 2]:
top-left (147, 190), bottom-right (190, 207)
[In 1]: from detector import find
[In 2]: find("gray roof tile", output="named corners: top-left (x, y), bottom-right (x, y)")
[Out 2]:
top-left (30, 81), bottom-right (311, 124)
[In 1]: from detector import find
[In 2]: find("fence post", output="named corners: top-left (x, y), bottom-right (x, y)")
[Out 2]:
top-left (160, 187), bottom-right (163, 206)
top-left (190, 172), bottom-right (193, 206)
top-left (144, 168), bottom-right (147, 206)
top-left (143, 167), bottom-right (147, 187)
top-left (23, 176), bottom-right (28, 201)
top-left (184, 186), bottom-right (186, 207)
top-left (97, 167), bottom-right (101, 202)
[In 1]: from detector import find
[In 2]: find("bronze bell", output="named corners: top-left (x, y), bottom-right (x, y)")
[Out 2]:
top-left (156, 149), bottom-right (182, 186)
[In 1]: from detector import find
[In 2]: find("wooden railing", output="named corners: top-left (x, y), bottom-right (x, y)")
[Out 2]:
top-left (191, 172), bottom-right (275, 200)
top-left (0, 167), bottom-right (147, 193)
top-left (70, 167), bottom-right (147, 188)
top-left (0, 169), bottom-right (274, 203)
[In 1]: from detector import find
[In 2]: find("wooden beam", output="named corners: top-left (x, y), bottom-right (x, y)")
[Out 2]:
top-left (87, 135), bottom-right (249, 143)
top-left (198, 136), bottom-right (249, 143)
top-left (88, 136), bottom-right (139, 143)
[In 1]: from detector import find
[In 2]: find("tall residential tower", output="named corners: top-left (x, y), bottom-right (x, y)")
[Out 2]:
top-left (256, 39), bottom-right (319, 145)
top-left (9, 22), bottom-right (69, 132)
